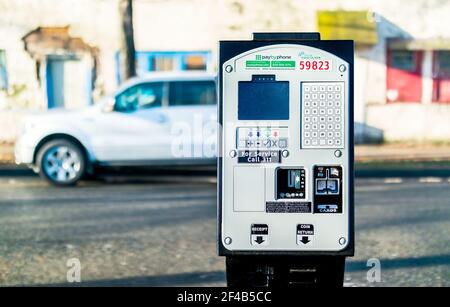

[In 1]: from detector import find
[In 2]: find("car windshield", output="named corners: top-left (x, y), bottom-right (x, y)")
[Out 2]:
top-left (115, 82), bottom-right (163, 112)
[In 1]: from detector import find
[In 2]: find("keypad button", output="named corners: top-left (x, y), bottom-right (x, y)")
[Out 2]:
top-left (302, 82), bottom-right (344, 149)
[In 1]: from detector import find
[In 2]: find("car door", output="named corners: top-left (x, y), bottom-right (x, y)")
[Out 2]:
top-left (89, 81), bottom-right (173, 162)
top-left (165, 80), bottom-right (217, 160)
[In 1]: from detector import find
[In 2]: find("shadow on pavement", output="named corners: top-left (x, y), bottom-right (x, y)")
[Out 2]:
top-left (0, 165), bottom-right (34, 177)
top-left (30, 270), bottom-right (225, 287)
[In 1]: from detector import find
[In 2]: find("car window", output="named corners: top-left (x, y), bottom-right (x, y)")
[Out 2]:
top-left (169, 81), bottom-right (216, 106)
top-left (115, 82), bottom-right (163, 112)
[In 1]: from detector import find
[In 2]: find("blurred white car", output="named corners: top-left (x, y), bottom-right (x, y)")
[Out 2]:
top-left (15, 72), bottom-right (218, 185)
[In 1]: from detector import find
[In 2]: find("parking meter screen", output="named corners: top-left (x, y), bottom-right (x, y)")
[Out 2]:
top-left (238, 76), bottom-right (289, 120)
top-left (276, 168), bottom-right (306, 199)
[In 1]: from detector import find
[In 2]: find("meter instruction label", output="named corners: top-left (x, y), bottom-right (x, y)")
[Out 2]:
top-left (297, 224), bottom-right (314, 245)
top-left (238, 150), bottom-right (281, 164)
top-left (251, 224), bottom-right (269, 246)
top-left (266, 201), bottom-right (311, 213)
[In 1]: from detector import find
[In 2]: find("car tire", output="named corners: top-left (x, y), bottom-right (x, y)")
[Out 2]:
top-left (36, 139), bottom-right (86, 186)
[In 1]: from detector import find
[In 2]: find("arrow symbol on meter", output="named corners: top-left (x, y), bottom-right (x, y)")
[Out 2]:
top-left (255, 236), bottom-right (265, 244)
top-left (300, 236), bottom-right (311, 244)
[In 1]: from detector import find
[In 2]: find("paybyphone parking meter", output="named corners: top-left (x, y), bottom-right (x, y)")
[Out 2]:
top-left (218, 33), bottom-right (354, 287)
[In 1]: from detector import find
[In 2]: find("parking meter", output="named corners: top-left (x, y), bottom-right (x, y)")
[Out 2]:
top-left (218, 33), bottom-right (354, 287)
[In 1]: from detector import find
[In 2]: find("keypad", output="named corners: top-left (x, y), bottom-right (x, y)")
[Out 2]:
top-left (302, 82), bottom-right (344, 149)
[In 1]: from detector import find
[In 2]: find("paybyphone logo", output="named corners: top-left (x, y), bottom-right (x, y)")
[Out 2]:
top-left (255, 54), bottom-right (292, 60)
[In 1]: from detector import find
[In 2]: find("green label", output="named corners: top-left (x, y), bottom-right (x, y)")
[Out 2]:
top-left (271, 61), bottom-right (296, 68)
top-left (246, 60), bottom-right (270, 68)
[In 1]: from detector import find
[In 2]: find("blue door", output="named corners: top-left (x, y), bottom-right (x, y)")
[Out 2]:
top-left (46, 58), bottom-right (65, 108)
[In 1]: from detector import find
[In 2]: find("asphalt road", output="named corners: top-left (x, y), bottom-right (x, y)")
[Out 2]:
top-left (0, 172), bottom-right (449, 287)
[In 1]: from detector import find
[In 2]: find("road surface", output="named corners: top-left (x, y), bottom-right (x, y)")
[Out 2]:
top-left (0, 173), bottom-right (448, 286)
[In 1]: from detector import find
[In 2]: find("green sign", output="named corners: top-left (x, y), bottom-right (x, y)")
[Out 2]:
top-left (271, 61), bottom-right (295, 68)
top-left (246, 60), bottom-right (270, 68)
top-left (246, 60), bottom-right (295, 69)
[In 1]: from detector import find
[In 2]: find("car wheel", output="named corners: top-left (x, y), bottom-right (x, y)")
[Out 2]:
top-left (37, 139), bottom-right (86, 186)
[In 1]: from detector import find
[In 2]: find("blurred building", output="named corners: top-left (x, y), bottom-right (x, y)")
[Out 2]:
top-left (0, 0), bottom-right (449, 142)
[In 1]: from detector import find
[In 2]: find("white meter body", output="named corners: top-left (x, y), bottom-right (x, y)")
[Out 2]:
top-left (218, 33), bottom-right (354, 261)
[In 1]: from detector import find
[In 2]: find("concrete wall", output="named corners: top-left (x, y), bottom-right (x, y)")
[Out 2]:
top-left (367, 103), bottom-right (450, 141)
top-left (0, 111), bottom-right (28, 141)
top-left (0, 0), bottom-right (120, 108)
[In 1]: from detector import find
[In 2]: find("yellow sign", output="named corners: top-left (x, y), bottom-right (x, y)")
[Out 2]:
top-left (317, 10), bottom-right (378, 45)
